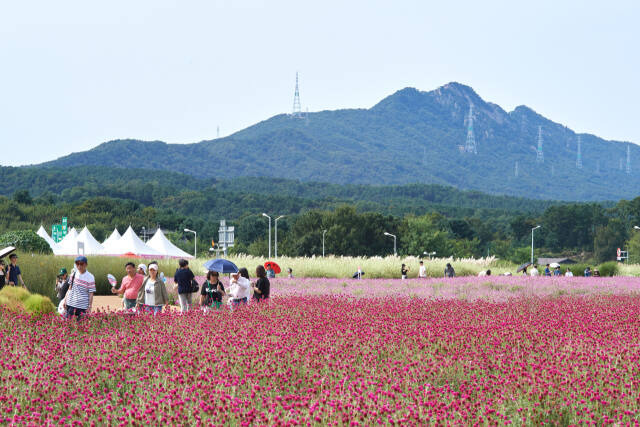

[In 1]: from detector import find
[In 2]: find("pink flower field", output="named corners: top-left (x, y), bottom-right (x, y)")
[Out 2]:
top-left (3, 277), bottom-right (640, 424)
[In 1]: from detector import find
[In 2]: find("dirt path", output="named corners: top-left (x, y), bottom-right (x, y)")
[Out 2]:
top-left (92, 295), bottom-right (183, 312)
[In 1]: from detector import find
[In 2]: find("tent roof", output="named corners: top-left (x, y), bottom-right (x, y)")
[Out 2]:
top-left (57, 226), bottom-right (104, 256)
top-left (102, 228), bottom-right (121, 246)
top-left (104, 226), bottom-right (162, 257)
top-left (147, 228), bottom-right (194, 259)
top-left (36, 225), bottom-right (60, 254)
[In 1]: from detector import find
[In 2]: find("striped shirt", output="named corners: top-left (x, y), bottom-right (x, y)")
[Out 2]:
top-left (66, 271), bottom-right (96, 310)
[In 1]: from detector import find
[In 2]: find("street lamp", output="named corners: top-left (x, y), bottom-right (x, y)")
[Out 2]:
top-left (384, 232), bottom-right (397, 256)
top-left (262, 213), bottom-right (272, 259)
top-left (141, 226), bottom-right (146, 242)
top-left (322, 229), bottom-right (327, 257)
top-left (184, 228), bottom-right (197, 258)
top-left (531, 225), bottom-right (541, 264)
top-left (275, 215), bottom-right (284, 258)
top-left (423, 251), bottom-right (436, 259)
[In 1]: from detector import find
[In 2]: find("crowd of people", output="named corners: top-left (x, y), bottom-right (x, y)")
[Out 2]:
top-left (54, 257), bottom-right (271, 319)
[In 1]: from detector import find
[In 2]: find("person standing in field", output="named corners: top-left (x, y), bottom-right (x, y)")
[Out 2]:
top-left (0, 259), bottom-right (6, 289)
top-left (266, 265), bottom-right (276, 278)
top-left (444, 263), bottom-right (455, 278)
top-left (228, 268), bottom-right (251, 308)
top-left (544, 264), bottom-right (551, 276)
top-left (565, 269), bottom-right (574, 277)
top-left (6, 254), bottom-right (26, 288)
top-left (55, 268), bottom-right (71, 303)
top-left (112, 262), bottom-right (145, 310)
top-left (136, 263), bottom-right (169, 315)
top-left (418, 260), bottom-right (427, 278)
top-left (200, 271), bottom-right (225, 311)
top-left (63, 256), bottom-right (95, 319)
top-left (174, 259), bottom-right (195, 313)
top-left (553, 266), bottom-right (562, 276)
top-left (137, 264), bottom-right (148, 277)
top-left (253, 265), bottom-right (270, 302)
top-left (401, 263), bottom-right (409, 280)
top-left (529, 265), bottom-right (540, 276)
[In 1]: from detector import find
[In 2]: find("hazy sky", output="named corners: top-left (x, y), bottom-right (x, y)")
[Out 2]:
top-left (1, 0), bottom-right (638, 166)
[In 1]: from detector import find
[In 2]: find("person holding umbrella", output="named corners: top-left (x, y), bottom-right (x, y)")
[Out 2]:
top-left (253, 265), bottom-right (270, 302)
top-left (264, 261), bottom-right (280, 278)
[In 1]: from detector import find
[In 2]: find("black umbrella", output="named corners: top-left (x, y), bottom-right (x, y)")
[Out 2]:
top-left (517, 262), bottom-right (532, 273)
top-left (0, 246), bottom-right (16, 259)
top-left (352, 271), bottom-right (365, 279)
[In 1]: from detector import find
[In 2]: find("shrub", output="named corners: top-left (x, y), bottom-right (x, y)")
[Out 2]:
top-left (23, 294), bottom-right (55, 317)
top-left (0, 230), bottom-right (52, 254)
top-left (0, 294), bottom-right (25, 312)
top-left (0, 286), bottom-right (31, 302)
top-left (597, 261), bottom-right (619, 277)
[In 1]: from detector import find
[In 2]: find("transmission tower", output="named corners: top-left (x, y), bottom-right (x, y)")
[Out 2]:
top-left (576, 136), bottom-right (583, 169)
top-left (291, 72), bottom-right (303, 118)
top-left (217, 125), bottom-right (220, 138)
top-left (596, 159), bottom-right (600, 174)
top-left (626, 144), bottom-right (631, 174)
top-left (464, 104), bottom-right (477, 154)
top-left (515, 161), bottom-right (519, 177)
top-left (536, 126), bottom-right (544, 163)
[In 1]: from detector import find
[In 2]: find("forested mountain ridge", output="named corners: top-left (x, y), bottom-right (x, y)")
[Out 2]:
top-left (37, 82), bottom-right (639, 201)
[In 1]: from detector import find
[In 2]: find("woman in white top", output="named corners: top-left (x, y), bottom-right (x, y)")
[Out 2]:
top-left (136, 263), bottom-right (169, 315)
top-left (564, 269), bottom-right (574, 277)
top-left (228, 268), bottom-right (251, 308)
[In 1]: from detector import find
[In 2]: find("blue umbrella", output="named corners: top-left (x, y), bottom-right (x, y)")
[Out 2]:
top-left (203, 258), bottom-right (239, 274)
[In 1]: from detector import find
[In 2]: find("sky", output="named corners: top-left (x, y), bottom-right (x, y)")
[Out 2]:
top-left (1, 0), bottom-right (638, 166)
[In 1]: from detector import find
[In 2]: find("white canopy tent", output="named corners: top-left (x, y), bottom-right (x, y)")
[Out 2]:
top-left (147, 228), bottom-right (194, 259)
top-left (36, 225), bottom-right (60, 254)
top-left (57, 226), bottom-right (104, 256)
top-left (101, 228), bottom-right (122, 253)
top-left (103, 226), bottom-right (162, 257)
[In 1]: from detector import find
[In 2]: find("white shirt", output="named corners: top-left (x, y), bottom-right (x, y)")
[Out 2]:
top-left (418, 266), bottom-right (426, 278)
top-left (529, 268), bottom-right (539, 276)
top-left (478, 270), bottom-right (487, 277)
top-left (144, 279), bottom-right (156, 306)
top-left (565, 271), bottom-right (574, 277)
top-left (228, 277), bottom-right (251, 300)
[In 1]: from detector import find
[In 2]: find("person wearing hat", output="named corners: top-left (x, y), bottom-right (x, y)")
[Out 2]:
top-left (63, 256), bottom-right (96, 319)
top-left (136, 263), bottom-right (169, 315)
top-left (55, 268), bottom-right (71, 303)
top-left (112, 262), bottom-right (145, 310)
top-left (137, 264), bottom-right (148, 276)
top-left (6, 254), bottom-right (26, 289)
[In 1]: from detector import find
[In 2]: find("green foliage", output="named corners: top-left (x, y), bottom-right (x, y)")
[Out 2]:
top-left (596, 261), bottom-right (619, 277)
top-left (0, 230), bottom-right (52, 254)
top-left (594, 219), bottom-right (628, 263)
top-left (0, 294), bottom-right (24, 312)
top-left (23, 294), bottom-right (55, 317)
top-left (0, 286), bottom-right (31, 302)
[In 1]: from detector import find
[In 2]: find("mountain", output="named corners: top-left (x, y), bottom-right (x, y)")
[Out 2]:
top-left (37, 82), bottom-right (639, 201)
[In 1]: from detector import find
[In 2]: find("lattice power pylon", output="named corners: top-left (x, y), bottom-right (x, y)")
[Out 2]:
top-left (627, 144), bottom-right (631, 174)
top-left (464, 104), bottom-right (477, 154)
top-left (291, 72), bottom-right (304, 118)
top-left (576, 136), bottom-right (583, 169)
top-left (536, 126), bottom-right (544, 163)
top-left (515, 161), bottom-right (519, 177)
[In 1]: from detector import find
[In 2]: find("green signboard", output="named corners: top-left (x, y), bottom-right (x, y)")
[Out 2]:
top-left (51, 218), bottom-right (68, 243)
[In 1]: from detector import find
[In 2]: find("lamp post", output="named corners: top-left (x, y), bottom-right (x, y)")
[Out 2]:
top-left (531, 225), bottom-right (541, 264)
top-left (384, 232), bottom-right (397, 256)
top-left (262, 213), bottom-right (272, 259)
top-left (423, 251), bottom-right (436, 260)
top-left (322, 229), bottom-right (327, 257)
top-left (184, 228), bottom-right (197, 258)
top-left (141, 226), bottom-right (146, 242)
top-left (275, 215), bottom-right (284, 259)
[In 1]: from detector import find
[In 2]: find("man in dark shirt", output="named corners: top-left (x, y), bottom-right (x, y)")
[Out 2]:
top-left (7, 254), bottom-right (26, 288)
top-left (174, 259), bottom-right (195, 313)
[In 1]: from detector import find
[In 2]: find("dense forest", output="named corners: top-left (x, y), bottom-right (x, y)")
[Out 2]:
top-left (1, 165), bottom-right (639, 263)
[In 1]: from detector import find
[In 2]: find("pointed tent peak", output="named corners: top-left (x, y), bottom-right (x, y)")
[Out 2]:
top-left (36, 225), bottom-right (48, 235)
top-left (147, 228), bottom-right (194, 259)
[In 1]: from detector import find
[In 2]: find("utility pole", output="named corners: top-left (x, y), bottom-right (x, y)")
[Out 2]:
top-left (262, 213), bottom-right (271, 258)
top-left (531, 225), bottom-right (541, 264)
top-left (322, 229), bottom-right (327, 257)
